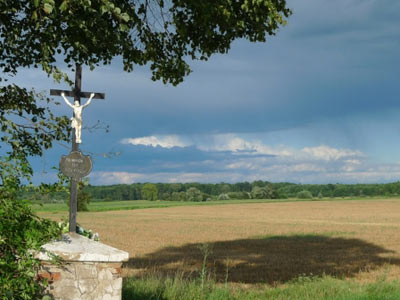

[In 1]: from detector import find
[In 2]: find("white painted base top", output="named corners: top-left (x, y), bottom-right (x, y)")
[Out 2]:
top-left (36, 233), bottom-right (129, 262)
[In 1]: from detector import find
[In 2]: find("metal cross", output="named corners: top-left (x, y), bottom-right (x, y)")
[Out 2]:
top-left (50, 64), bottom-right (105, 233)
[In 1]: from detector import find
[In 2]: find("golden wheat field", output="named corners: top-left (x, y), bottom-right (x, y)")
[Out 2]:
top-left (40, 199), bottom-right (400, 286)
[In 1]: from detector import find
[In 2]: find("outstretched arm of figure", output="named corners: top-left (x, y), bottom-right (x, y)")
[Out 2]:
top-left (61, 93), bottom-right (74, 108)
top-left (82, 93), bottom-right (95, 108)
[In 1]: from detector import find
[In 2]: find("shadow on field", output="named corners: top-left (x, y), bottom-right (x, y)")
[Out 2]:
top-left (125, 235), bottom-right (400, 284)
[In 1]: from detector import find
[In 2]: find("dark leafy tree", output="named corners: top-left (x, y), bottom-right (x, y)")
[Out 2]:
top-left (1, 0), bottom-right (291, 85)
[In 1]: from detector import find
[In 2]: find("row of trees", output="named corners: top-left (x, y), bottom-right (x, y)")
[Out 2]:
top-left (84, 181), bottom-right (400, 201)
top-left (24, 180), bottom-right (400, 203)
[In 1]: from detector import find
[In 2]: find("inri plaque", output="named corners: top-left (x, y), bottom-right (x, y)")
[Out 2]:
top-left (60, 151), bottom-right (92, 180)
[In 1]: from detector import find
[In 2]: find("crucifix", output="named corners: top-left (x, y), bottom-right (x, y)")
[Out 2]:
top-left (50, 64), bottom-right (105, 233)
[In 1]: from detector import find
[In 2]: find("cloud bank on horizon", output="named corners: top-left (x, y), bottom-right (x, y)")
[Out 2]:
top-left (85, 134), bottom-right (400, 185)
top-left (22, 0), bottom-right (400, 185)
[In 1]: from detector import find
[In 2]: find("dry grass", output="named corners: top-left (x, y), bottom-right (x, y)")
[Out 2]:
top-left (39, 199), bottom-right (400, 285)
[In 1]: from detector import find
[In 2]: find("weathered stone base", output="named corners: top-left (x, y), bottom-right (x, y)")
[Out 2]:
top-left (39, 261), bottom-right (123, 300)
top-left (36, 233), bottom-right (129, 300)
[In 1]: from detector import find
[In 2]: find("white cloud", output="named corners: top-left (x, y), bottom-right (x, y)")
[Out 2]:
top-left (121, 134), bottom-right (365, 164)
top-left (302, 145), bottom-right (363, 161)
top-left (121, 135), bottom-right (189, 148)
top-left (121, 133), bottom-right (295, 156)
top-left (114, 133), bottom-right (380, 184)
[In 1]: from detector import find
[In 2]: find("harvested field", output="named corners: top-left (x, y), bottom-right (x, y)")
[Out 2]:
top-left (40, 199), bottom-right (400, 285)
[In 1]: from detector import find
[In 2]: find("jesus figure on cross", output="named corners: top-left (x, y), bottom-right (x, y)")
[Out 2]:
top-left (61, 92), bottom-right (95, 144)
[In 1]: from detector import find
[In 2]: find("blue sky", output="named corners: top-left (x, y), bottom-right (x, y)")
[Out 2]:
top-left (13, 0), bottom-right (400, 185)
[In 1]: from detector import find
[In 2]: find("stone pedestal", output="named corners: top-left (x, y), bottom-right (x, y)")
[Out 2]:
top-left (36, 233), bottom-right (129, 300)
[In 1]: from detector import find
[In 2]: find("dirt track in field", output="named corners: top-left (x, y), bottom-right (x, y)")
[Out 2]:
top-left (40, 199), bottom-right (400, 285)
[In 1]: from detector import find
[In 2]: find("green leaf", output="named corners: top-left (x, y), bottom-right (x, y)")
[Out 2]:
top-left (119, 23), bottom-right (129, 31)
top-left (120, 12), bottom-right (130, 22)
top-left (59, 1), bottom-right (68, 12)
top-left (34, 0), bottom-right (40, 8)
top-left (43, 3), bottom-right (53, 14)
top-left (100, 5), bottom-right (108, 14)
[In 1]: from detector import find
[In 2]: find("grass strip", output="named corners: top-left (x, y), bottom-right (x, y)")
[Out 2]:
top-left (122, 275), bottom-right (400, 300)
top-left (32, 197), bottom-right (400, 213)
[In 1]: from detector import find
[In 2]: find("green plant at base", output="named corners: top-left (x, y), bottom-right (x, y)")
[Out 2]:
top-left (0, 196), bottom-right (61, 299)
top-left (58, 221), bottom-right (99, 241)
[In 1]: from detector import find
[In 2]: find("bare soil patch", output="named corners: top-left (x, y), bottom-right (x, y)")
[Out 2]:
top-left (40, 199), bottom-right (400, 285)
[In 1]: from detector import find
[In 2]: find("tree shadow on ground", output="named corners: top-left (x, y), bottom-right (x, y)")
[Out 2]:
top-left (125, 235), bottom-right (400, 284)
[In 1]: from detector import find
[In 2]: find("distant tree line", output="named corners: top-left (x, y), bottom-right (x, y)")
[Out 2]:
top-left (22, 181), bottom-right (400, 203)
